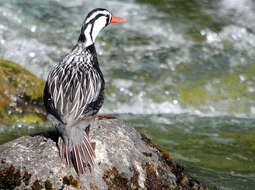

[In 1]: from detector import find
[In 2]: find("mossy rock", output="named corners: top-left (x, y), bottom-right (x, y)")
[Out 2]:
top-left (0, 59), bottom-right (46, 127)
top-left (0, 59), bottom-right (44, 100)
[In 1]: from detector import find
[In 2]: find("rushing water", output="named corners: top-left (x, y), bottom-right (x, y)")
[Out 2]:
top-left (0, 0), bottom-right (255, 189)
top-left (123, 114), bottom-right (255, 190)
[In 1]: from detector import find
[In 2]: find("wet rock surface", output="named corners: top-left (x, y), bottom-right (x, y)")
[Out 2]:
top-left (0, 119), bottom-right (215, 190)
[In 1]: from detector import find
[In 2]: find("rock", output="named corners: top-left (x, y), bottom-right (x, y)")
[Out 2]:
top-left (0, 59), bottom-right (45, 127)
top-left (0, 119), bottom-right (214, 190)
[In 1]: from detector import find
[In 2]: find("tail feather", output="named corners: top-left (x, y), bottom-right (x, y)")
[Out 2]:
top-left (66, 143), bottom-right (71, 166)
top-left (58, 129), bottom-right (95, 175)
top-left (82, 135), bottom-right (95, 162)
top-left (73, 146), bottom-right (83, 174)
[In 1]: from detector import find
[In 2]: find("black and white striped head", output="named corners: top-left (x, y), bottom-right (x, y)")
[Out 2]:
top-left (78, 8), bottom-right (126, 47)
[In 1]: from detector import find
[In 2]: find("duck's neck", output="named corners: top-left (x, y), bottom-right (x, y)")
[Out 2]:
top-left (79, 21), bottom-right (102, 47)
top-left (78, 17), bottom-right (107, 47)
top-left (76, 41), bottom-right (95, 51)
top-left (78, 26), bottom-right (93, 47)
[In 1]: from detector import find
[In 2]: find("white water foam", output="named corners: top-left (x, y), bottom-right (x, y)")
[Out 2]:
top-left (0, 0), bottom-right (254, 117)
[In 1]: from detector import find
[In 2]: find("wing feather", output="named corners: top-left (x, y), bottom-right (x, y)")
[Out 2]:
top-left (44, 60), bottom-right (103, 125)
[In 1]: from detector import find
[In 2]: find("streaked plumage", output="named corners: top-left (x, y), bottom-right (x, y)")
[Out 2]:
top-left (43, 8), bottom-right (125, 175)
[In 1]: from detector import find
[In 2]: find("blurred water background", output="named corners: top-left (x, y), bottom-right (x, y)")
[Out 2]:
top-left (0, 0), bottom-right (255, 189)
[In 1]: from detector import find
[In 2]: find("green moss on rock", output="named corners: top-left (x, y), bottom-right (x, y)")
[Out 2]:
top-left (23, 171), bottom-right (32, 186)
top-left (11, 114), bottom-right (44, 125)
top-left (142, 152), bottom-right (153, 157)
top-left (0, 165), bottom-right (36, 190)
top-left (0, 164), bottom-right (57, 190)
top-left (63, 175), bottom-right (79, 188)
top-left (103, 167), bottom-right (129, 190)
top-left (140, 133), bottom-right (213, 190)
top-left (0, 59), bottom-right (45, 100)
top-left (143, 162), bottom-right (176, 189)
top-left (0, 59), bottom-right (47, 139)
top-left (44, 179), bottom-right (55, 190)
top-left (31, 180), bottom-right (43, 190)
top-left (140, 133), bottom-right (157, 149)
top-left (0, 165), bottom-right (22, 190)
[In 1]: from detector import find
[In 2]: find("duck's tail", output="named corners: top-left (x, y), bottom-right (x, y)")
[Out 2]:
top-left (58, 125), bottom-right (96, 175)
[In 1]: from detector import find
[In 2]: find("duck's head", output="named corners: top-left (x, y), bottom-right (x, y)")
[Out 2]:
top-left (78, 8), bottom-right (126, 47)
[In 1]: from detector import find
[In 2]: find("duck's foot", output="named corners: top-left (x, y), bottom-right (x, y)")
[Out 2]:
top-left (97, 115), bottom-right (117, 120)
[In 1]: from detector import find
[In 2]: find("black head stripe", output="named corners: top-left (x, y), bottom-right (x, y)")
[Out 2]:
top-left (106, 15), bottom-right (110, 25)
top-left (78, 24), bottom-right (86, 42)
top-left (88, 14), bottom-right (109, 27)
top-left (86, 8), bottom-right (106, 18)
top-left (88, 14), bottom-right (108, 24)
top-left (85, 8), bottom-right (111, 24)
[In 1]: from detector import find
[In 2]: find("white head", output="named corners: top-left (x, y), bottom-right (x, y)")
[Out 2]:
top-left (78, 8), bottom-right (126, 47)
